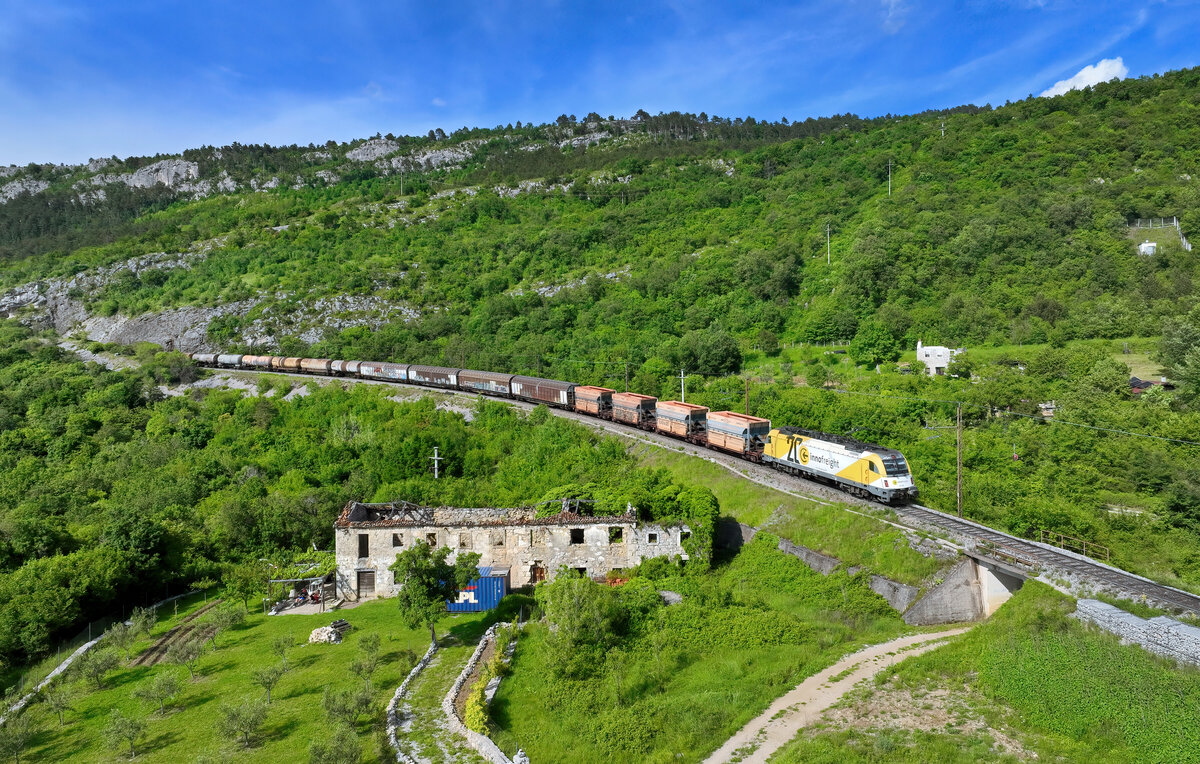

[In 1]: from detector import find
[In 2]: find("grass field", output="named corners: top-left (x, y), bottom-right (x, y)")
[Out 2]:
top-left (490, 534), bottom-right (910, 763)
top-left (17, 596), bottom-right (491, 763)
top-left (770, 582), bottom-right (1200, 764)
top-left (631, 443), bottom-right (946, 587)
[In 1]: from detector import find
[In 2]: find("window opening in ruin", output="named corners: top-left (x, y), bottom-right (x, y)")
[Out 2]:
top-left (426, 532), bottom-right (437, 546)
top-left (459, 534), bottom-right (471, 549)
top-left (531, 562), bottom-right (547, 584)
top-left (681, 530), bottom-right (691, 542)
top-left (648, 532), bottom-right (658, 543)
top-left (392, 533), bottom-right (403, 547)
top-left (491, 531), bottom-right (505, 547)
top-left (608, 527), bottom-right (623, 544)
top-left (574, 567), bottom-right (587, 577)
top-left (570, 528), bottom-right (585, 544)
top-left (358, 534), bottom-right (369, 558)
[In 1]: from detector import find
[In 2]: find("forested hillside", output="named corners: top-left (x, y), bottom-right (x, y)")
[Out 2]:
top-left (4, 67), bottom-right (1200, 661)
top-left (2, 67), bottom-right (1199, 372)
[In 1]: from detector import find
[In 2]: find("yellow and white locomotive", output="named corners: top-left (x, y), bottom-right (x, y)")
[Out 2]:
top-left (763, 427), bottom-right (917, 504)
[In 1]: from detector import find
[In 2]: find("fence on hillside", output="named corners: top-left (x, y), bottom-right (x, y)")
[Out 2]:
top-left (1132, 217), bottom-right (1192, 252)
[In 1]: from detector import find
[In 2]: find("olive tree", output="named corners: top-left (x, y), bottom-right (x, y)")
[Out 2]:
top-left (389, 541), bottom-right (480, 645)
top-left (104, 709), bottom-right (146, 759)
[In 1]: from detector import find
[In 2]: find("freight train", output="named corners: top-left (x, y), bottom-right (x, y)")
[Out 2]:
top-left (187, 353), bottom-right (918, 504)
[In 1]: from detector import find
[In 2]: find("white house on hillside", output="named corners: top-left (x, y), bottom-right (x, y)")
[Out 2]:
top-left (916, 340), bottom-right (962, 376)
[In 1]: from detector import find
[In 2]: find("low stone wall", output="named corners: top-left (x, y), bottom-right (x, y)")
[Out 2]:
top-left (386, 640), bottom-right (439, 764)
top-left (1074, 599), bottom-right (1200, 667)
top-left (442, 623), bottom-right (515, 764)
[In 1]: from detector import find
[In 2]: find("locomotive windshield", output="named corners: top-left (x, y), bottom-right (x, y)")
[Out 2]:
top-left (881, 455), bottom-right (909, 476)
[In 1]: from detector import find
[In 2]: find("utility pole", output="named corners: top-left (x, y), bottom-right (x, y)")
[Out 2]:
top-left (679, 368), bottom-right (687, 403)
top-left (940, 120), bottom-right (945, 138)
top-left (956, 404), bottom-right (963, 518)
top-left (887, 159), bottom-right (893, 197)
top-left (430, 446), bottom-right (443, 480)
top-left (826, 222), bottom-right (831, 265)
top-left (744, 377), bottom-right (750, 415)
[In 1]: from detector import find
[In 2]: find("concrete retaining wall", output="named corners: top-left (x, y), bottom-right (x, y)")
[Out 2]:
top-left (1074, 599), bottom-right (1200, 667)
top-left (903, 558), bottom-right (984, 625)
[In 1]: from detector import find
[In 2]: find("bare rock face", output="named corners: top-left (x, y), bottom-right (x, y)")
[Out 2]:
top-left (80, 300), bottom-right (256, 353)
top-left (346, 138), bottom-right (400, 162)
top-left (90, 159), bottom-right (200, 191)
top-left (0, 178), bottom-right (50, 203)
top-left (0, 166), bottom-right (20, 179)
top-left (376, 140), bottom-right (483, 173)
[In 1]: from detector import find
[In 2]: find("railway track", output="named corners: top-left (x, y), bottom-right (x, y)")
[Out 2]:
top-left (896, 503), bottom-right (1200, 614)
top-left (175, 364), bottom-right (1200, 616)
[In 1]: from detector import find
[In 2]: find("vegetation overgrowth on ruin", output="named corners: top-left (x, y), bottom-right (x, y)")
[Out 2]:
top-left (490, 534), bottom-right (906, 763)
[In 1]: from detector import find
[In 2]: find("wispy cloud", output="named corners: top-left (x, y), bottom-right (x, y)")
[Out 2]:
top-left (1038, 56), bottom-right (1129, 97)
top-left (881, 0), bottom-right (909, 34)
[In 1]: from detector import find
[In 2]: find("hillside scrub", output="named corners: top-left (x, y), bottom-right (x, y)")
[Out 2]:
top-left (490, 533), bottom-right (905, 763)
top-left (870, 582), bottom-right (1200, 763)
top-left (0, 321), bottom-right (726, 665)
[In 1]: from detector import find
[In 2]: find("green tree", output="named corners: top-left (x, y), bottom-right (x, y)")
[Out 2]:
top-left (534, 570), bottom-right (623, 677)
top-left (251, 664), bottom-right (285, 704)
top-left (105, 622), bottom-right (137, 661)
top-left (75, 648), bottom-right (120, 690)
top-left (206, 605), bottom-right (246, 648)
top-left (133, 671), bottom-right (182, 715)
top-left (223, 562), bottom-right (267, 610)
top-left (848, 321), bottom-right (900, 366)
top-left (321, 686), bottom-right (373, 727)
top-left (166, 636), bottom-right (206, 680)
top-left (271, 634), bottom-right (295, 670)
top-left (0, 712), bottom-right (33, 764)
top-left (104, 709), bottom-right (146, 759)
top-left (389, 540), bottom-right (481, 645)
top-left (308, 723), bottom-right (361, 764)
top-left (218, 699), bottom-right (268, 749)
top-left (129, 607), bottom-right (156, 639)
top-left (41, 683), bottom-right (74, 726)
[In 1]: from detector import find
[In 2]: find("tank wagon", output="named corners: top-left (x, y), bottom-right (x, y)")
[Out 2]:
top-left (185, 352), bottom-right (918, 504)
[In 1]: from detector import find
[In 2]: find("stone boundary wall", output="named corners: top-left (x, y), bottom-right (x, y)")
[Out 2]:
top-left (1074, 599), bottom-right (1200, 667)
top-left (442, 623), bottom-right (526, 764)
top-left (0, 589), bottom-right (200, 727)
top-left (386, 640), bottom-right (440, 764)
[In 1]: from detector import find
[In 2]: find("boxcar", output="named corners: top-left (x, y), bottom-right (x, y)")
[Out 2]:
top-left (216, 354), bottom-right (242, 367)
top-left (300, 358), bottom-right (332, 374)
top-left (458, 370), bottom-right (515, 396)
top-left (574, 386), bottom-right (615, 416)
top-left (707, 411), bottom-right (771, 457)
top-left (359, 362), bottom-right (392, 380)
top-left (408, 365), bottom-right (459, 388)
top-left (511, 376), bottom-right (574, 407)
top-left (330, 360), bottom-right (362, 376)
top-left (241, 355), bottom-right (272, 369)
top-left (655, 401), bottom-right (709, 438)
top-left (612, 392), bottom-right (657, 426)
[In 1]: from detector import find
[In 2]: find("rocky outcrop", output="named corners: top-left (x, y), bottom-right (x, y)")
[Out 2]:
top-left (89, 159), bottom-right (200, 190)
top-left (347, 138), bottom-right (400, 162)
top-left (0, 177), bottom-right (50, 202)
top-left (376, 140), bottom-right (483, 174)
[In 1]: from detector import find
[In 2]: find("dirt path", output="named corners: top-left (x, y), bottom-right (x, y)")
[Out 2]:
top-left (130, 600), bottom-right (222, 667)
top-left (704, 627), bottom-right (971, 764)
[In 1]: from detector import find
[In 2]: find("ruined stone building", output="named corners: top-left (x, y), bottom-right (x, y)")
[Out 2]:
top-left (333, 500), bottom-right (691, 600)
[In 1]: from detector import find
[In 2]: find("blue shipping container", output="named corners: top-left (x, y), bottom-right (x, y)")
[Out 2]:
top-left (446, 566), bottom-right (509, 612)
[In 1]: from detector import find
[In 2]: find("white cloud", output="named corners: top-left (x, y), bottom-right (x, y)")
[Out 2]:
top-left (431, 97), bottom-right (447, 107)
top-left (881, 0), bottom-right (908, 34)
top-left (1039, 56), bottom-right (1129, 97)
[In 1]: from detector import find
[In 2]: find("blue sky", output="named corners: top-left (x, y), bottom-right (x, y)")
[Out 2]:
top-left (1, 0), bottom-right (1196, 165)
